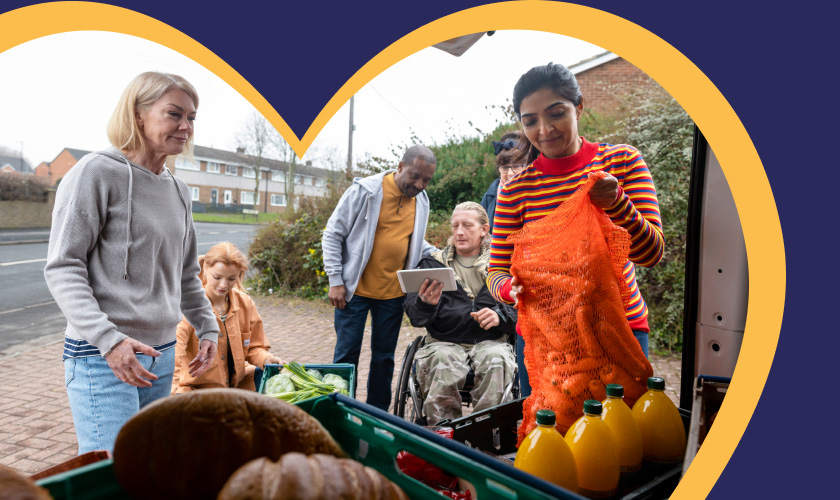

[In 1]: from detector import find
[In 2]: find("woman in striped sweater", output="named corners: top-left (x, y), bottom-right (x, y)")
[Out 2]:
top-left (487, 63), bottom-right (664, 397)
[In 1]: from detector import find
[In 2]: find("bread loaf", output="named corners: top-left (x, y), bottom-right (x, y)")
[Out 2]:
top-left (112, 389), bottom-right (344, 499)
top-left (0, 465), bottom-right (52, 500)
top-left (218, 453), bottom-right (409, 500)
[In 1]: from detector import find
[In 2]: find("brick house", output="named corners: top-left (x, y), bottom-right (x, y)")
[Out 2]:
top-left (0, 155), bottom-right (34, 175)
top-left (169, 145), bottom-right (334, 214)
top-left (569, 52), bottom-right (656, 115)
top-left (34, 148), bottom-right (92, 186)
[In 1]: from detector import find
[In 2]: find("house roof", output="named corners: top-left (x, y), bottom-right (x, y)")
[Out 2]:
top-left (568, 51), bottom-right (619, 75)
top-left (0, 155), bottom-right (33, 173)
top-left (50, 147), bottom-right (94, 164)
top-left (192, 145), bottom-right (332, 178)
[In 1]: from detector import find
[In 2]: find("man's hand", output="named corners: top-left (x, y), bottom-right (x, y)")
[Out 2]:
top-left (470, 308), bottom-right (500, 330)
top-left (328, 285), bottom-right (347, 309)
top-left (105, 338), bottom-right (160, 387)
top-left (588, 172), bottom-right (620, 209)
top-left (188, 339), bottom-right (217, 377)
top-left (418, 278), bottom-right (444, 306)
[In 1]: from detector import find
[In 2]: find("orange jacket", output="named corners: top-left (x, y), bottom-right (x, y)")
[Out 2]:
top-left (172, 288), bottom-right (273, 394)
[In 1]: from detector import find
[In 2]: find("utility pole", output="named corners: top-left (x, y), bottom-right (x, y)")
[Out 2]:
top-left (346, 95), bottom-right (354, 178)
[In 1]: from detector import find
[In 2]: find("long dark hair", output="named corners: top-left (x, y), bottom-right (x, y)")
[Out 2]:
top-left (511, 63), bottom-right (584, 165)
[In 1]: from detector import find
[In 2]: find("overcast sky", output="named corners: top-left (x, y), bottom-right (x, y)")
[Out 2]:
top-left (0, 30), bottom-right (605, 170)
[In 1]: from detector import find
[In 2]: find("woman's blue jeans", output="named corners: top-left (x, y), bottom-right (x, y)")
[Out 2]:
top-left (333, 294), bottom-right (405, 411)
top-left (64, 347), bottom-right (175, 454)
top-left (516, 330), bottom-right (649, 399)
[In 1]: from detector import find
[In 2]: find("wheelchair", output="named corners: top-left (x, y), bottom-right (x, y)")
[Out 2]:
top-left (393, 334), bottom-right (519, 426)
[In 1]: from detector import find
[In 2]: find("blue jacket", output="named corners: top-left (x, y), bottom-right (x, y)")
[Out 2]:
top-left (322, 170), bottom-right (435, 301)
top-left (480, 178), bottom-right (500, 232)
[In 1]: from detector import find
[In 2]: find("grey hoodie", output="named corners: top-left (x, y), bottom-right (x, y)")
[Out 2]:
top-left (322, 170), bottom-right (435, 302)
top-left (44, 148), bottom-right (218, 357)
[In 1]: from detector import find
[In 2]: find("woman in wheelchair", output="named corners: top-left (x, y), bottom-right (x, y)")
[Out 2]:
top-left (403, 201), bottom-right (517, 425)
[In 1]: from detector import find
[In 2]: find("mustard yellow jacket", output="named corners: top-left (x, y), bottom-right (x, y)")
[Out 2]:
top-left (172, 288), bottom-right (272, 394)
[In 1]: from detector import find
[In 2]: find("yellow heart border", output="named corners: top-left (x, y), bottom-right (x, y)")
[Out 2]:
top-left (0, 2), bottom-right (785, 498)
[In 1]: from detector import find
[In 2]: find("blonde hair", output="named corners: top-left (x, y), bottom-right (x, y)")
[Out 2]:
top-left (448, 201), bottom-right (491, 252)
top-left (198, 242), bottom-right (248, 291)
top-left (106, 71), bottom-right (199, 161)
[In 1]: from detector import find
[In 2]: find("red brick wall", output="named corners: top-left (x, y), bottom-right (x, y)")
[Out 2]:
top-left (575, 58), bottom-right (655, 115)
top-left (46, 150), bottom-right (83, 185)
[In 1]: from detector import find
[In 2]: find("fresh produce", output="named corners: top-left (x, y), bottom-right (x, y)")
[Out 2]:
top-left (219, 453), bottom-right (409, 500)
top-left (112, 389), bottom-right (345, 500)
top-left (264, 362), bottom-right (350, 402)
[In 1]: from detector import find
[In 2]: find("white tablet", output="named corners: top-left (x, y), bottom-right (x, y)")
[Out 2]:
top-left (397, 268), bottom-right (458, 294)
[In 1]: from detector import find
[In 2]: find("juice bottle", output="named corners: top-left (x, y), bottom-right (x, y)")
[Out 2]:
top-left (514, 409), bottom-right (578, 492)
top-left (632, 376), bottom-right (686, 466)
top-left (565, 400), bottom-right (620, 498)
top-left (602, 384), bottom-right (643, 480)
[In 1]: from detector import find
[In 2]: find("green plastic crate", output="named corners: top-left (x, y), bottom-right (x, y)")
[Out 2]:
top-left (37, 394), bottom-right (585, 500)
top-left (258, 363), bottom-right (356, 403)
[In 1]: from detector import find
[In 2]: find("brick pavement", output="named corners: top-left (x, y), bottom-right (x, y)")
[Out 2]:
top-left (0, 295), bottom-right (682, 476)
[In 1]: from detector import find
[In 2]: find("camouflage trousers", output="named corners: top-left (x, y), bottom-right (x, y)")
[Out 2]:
top-left (415, 337), bottom-right (515, 425)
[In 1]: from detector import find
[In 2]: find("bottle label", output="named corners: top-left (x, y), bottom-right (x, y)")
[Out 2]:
top-left (578, 487), bottom-right (618, 498)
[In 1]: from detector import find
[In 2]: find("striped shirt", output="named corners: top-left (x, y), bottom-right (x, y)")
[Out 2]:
top-left (487, 139), bottom-right (664, 332)
top-left (63, 338), bottom-right (177, 360)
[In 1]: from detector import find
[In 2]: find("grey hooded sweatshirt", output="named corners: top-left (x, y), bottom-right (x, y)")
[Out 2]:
top-left (322, 169), bottom-right (435, 302)
top-left (44, 148), bottom-right (218, 358)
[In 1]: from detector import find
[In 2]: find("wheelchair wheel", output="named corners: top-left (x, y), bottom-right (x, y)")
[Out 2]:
top-left (394, 336), bottom-right (427, 425)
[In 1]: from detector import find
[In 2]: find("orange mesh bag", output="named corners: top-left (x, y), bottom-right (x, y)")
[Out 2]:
top-left (509, 172), bottom-right (653, 443)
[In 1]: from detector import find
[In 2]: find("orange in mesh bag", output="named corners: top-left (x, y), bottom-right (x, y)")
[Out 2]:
top-left (509, 171), bottom-right (653, 443)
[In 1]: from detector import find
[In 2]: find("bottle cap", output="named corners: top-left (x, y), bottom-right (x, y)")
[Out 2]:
top-left (583, 400), bottom-right (602, 415)
top-left (606, 384), bottom-right (624, 397)
top-left (647, 377), bottom-right (666, 390)
top-left (536, 409), bottom-right (556, 426)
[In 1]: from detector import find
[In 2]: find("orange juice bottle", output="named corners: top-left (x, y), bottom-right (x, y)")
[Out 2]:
top-left (602, 384), bottom-right (643, 480)
top-left (514, 409), bottom-right (578, 492)
top-left (632, 377), bottom-right (686, 465)
top-left (565, 400), bottom-right (620, 498)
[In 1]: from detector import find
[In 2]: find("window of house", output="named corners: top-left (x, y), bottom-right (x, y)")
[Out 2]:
top-left (316, 177), bottom-right (327, 187)
top-left (294, 175), bottom-right (303, 185)
top-left (271, 194), bottom-right (287, 206)
top-left (271, 170), bottom-right (285, 182)
top-left (190, 187), bottom-right (200, 201)
top-left (206, 162), bottom-right (220, 174)
top-left (242, 167), bottom-right (256, 178)
top-left (225, 165), bottom-right (238, 176)
top-left (176, 157), bottom-right (199, 171)
top-left (240, 191), bottom-right (259, 205)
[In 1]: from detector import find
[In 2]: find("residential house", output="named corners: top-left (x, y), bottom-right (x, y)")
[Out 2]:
top-left (34, 148), bottom-right (93, 185)
top-left (569, 51), bottom-right (656, 115)
top-left (169, 145), bottom-right (333, 214)
top-left (0, 155), bottom-right (34, 175)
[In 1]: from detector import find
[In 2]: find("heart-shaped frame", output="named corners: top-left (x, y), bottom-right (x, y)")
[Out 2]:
top-left (0, 2), bottom-right (784, 499)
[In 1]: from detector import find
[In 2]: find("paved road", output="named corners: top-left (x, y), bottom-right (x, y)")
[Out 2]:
top-left (0, 223), bottom-right (262, 356)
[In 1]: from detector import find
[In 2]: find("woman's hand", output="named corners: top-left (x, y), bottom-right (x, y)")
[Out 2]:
top-left (188, 339), bottom-right (217, 378)
top-left (263, 355), bottom-right (284, 367)
top-left (509, 276), bottom-right (523, 306)
top-left (418, 278), bottom-right (444, 306)
top-left (588, 172), bottom-right (620, 209)
top-left (470, 308), bottom-right (500, 330)
top-left (105, 338), bottom-right (160, 387)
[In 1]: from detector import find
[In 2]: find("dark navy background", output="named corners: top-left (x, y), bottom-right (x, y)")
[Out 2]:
top-left (3, 0), bottom-right (834, 497)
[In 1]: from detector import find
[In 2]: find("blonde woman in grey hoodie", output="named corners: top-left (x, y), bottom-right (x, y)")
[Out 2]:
top-left (44, 72), bottom-right (219, 454)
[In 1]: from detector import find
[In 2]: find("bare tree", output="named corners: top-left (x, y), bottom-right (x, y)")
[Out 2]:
top-left (270, 131), bottom-right (301, 210)
top-left (236, 112), bottom-right (280, 213)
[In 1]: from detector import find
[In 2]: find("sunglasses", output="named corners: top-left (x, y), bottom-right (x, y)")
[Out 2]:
top-left (499, 164), bottom-right (527, 172)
